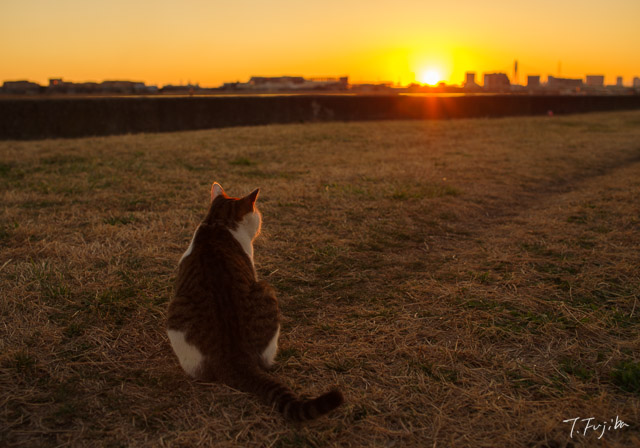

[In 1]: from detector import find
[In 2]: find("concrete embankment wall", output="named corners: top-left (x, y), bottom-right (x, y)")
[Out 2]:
top-left (1, 94), bottom-right (639, 140)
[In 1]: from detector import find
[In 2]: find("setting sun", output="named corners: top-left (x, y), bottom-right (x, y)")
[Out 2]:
top-left (0, 0), bottom-right (639, 87)
top-left (418, 68), bottom-right (443, 86)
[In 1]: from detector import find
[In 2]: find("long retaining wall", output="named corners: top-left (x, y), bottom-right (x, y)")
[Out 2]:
top-left (1, 94), bottom-right (640, 140)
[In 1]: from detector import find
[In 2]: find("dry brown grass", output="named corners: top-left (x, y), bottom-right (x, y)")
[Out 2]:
top-left (1, 111), bottom-right (639, 447)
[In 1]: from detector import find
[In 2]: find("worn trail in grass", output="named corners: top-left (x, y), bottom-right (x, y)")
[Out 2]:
top-left (1, 111), bottom-right (639, 447)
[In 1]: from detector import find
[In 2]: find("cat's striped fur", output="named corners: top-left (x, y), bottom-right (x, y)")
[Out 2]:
top-left (167, 183), bottom-right (343, 421)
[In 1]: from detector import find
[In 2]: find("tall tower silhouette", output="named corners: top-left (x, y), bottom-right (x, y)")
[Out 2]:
top-left (514, 60), bottom-right (518, 85)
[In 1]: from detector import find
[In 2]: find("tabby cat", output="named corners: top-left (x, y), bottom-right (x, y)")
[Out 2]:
top-left (167, 182), bottom-right (343, 421)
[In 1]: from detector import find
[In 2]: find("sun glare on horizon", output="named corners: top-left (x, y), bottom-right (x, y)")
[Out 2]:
top-left (418, 68), bottom-right (443, 86)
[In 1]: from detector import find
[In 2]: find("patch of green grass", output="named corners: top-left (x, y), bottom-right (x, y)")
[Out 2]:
top-left (179, 161), bottom-right (210, 172)
top-left (591, 282), bottom-right (637, 304)
top-left (323, 182), bottom-right (371, 198)
top-left (491, 309), bottom-right (563, 334)
top-left (506, 369), bottom-right (537, 389)
top-left (608, 310), bottom-right (639, 329)
top-left (0, 225), bottom-right (12, 244)
top-left (534, 262), bottom-right (574, 276)
top-left (41, 154), bottom-right (87, 165)
top-left (0, 163), bottom-right (26, 185)
top-left (350, 405), bottom-right (369, 422)
top-left (7, 351), bottom-right (37, 373)
top-left (559, 358), bottom-right (593, 381)
top-left (122, 198), bottom-right (152, 211)
top-left (318, 323), bottom-right (334, 333)
top-left (520, 242), bottom-right (561, 258)
top-left (391, 189), bottom-right (411, 200)
top-left (103, 214), bottom-right (137, 225)
top-left (39, 155), bottom-right (92, 175)
top-left (19, 200), bottom-right (64, 209)
top-left (463, 299), bottom-right (503, 311)
top-left (29, 262), bottom-right (73, 304)
top-left (273, 433), bottom-right (324, 448)
top-left (229, 156), bottom-right (256, 166)
top-left (313, 245), bottom-right (342, 259)
top-left (438, 367), bottom-right (459, 384)
top-left (585, 123), bottom-right (613, 133)
top-left (95, 286), bottom-right (138, 325)
top-left (324, 181), bottom-right (460, 201)
top-left (408, 359), bottom-right (459, 384)
top-left (63, 322), bottom-right (86, 339)
top-left (553, 120), bottom-right (582, 128)
top-left (404, 260), bottom-right (428, 272)
top-left (388, 183), bottom-right (460, 200)
top-left (0, 161), bottom-right (14, 177)
top-left (88, 173), bottom-right (122, 190)
top-left (590, 225), bottom-right (611, 234)
top-left (409, 359), bottom-right (435, 377)
top-left (97, 286), bottom-right (137, 304)
top-left (438, 211), bottom-right (458, 222)
top-left (45, 282), bottom-right (72, 303)
top-left (50, 403), bottom-right (80, 426)
top-left (277, 201), bottom-right (308, 209)
top-left (610, 360), bottom-right (640, 393)
top-left (574, 237), bottom-right (596, 249)
top-left (475, 271), bottom-right (493, 284)
top-left (46, 381), bottom-right (87, 426)
top-left (246, 169), bottom-right (299, 180)
top-left (125, 256), bottom-right (147, 270)
top-left (324, 359), bottom-right (357, 373)
top-left (312, 244), bottom-right (354, 277)
top-left (277, 347), bottom-right (300, 361)
top-left (567, 214), bottom-right (587, 224)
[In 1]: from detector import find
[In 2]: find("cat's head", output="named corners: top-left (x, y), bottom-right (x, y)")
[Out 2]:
top-left (205, 182), bottom-right (262, 239)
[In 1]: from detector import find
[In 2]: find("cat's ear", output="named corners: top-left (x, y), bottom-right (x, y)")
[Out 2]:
top-left (246, 188), bottom-right (260, 206)
top-left (211, 182), bottom-right (225, 201)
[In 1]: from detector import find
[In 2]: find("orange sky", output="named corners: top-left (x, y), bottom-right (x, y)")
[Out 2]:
top-left (1, 0), bottom-right (639, 87)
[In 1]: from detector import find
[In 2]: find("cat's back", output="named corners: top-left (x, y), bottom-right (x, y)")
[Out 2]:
top-left (169, 223), bottom-right (254, 322)
top-left (167, 223), bottom-right (255, 378)
top-left (178, 223), bottom-right (253, 288)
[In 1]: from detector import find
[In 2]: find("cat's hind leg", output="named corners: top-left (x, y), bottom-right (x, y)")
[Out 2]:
top-left (261, 324), bottom-right (280, 368)
top-left (245, 280), bottom-right (281, 369)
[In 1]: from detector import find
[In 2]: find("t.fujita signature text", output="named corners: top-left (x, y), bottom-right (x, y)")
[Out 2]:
top-left (563, 416), bottom-right (629, 439)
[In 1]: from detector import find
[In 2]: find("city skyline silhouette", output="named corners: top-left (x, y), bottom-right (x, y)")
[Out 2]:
top-left (2, 0), bottom-right (639, 87)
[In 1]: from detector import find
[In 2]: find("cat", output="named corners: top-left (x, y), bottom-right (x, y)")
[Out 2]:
top-left (167, 182), bottom-right (343, 421)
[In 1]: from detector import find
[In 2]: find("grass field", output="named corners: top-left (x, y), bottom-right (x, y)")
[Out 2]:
top-left (1, 110), bottom-right (639, 447)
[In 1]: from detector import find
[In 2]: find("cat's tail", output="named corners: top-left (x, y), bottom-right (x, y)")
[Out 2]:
top-left (230, 365), bottom-right (343, 421)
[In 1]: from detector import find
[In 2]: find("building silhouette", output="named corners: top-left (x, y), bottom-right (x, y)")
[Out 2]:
top-left (586, 75), bottom-right (604, 87)
top-left (227, 76), bottom-right (349, 91)
top-left (464, 72), bottom-right (480, 89)
top-left (483, 73), bottom-right (510, 90)
top-left (527, 76), bottom-right (540, 88)
top-left (2, 80), bottom-right (41, 94)
top-left (547, 76), bottom-right (583, 89)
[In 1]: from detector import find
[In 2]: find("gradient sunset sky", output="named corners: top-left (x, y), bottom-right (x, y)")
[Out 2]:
top-left (1, 0), bottom-right (639, 87)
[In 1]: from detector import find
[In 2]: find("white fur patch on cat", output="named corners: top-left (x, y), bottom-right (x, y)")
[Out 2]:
top-left (261, 325), bottom-right (280, 368)
top-left (179, 226), bottom-right (199, 264)
top-left (229, 211), bottom-right (261, 265)
top-left (167, 329), bottom-right (204, 377)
